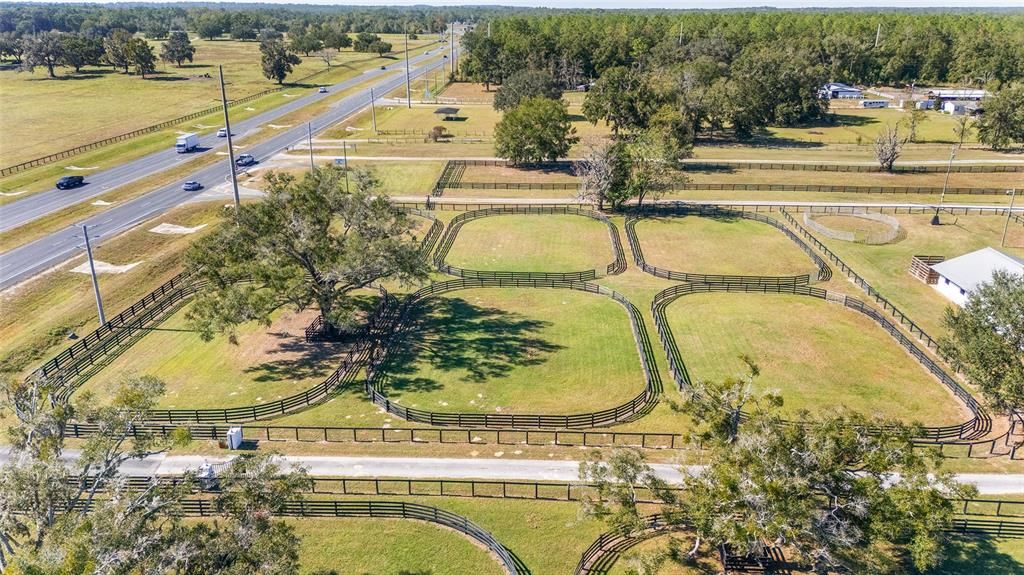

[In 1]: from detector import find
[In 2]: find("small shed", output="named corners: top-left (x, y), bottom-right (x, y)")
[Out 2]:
top-left (929, 247), bottom-right (1024, 306)
top-left (434, 106), bottom-right (460, 121)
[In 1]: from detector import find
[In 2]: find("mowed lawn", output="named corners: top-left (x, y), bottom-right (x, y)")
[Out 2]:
top-left (813, 214), bottom-right (1024, 336)
top-left (0, 34), bottom-right (438, 165)
top-left (665, 293), bottom-right (969, 425)
top-left (378, 287), bottom-right (644, 414)
top-left (607, 535), bottom-right (720, 575)
top-left (288, 517), bottom-right (504, 575)
top-left (76, 297), bottom-right (374, 410)
top-left (634, 215), bottom-right (818, 277)
top-left (766, 107), bottom-right (980, 144)
top-left (444, 214), bottom-right (615, 273)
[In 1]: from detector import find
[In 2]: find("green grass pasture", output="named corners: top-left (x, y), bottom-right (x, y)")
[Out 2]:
top-left (376, 287), bottom-right (644, 415)
top-left (443, 214), bottom-right (614, 272)
top-left (665, 292), bottom-right (970, 424)
top-left (633, 215), bottom-right (819, 277)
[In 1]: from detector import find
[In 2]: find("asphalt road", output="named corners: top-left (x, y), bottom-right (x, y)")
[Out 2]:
top-left (0, 50), bottom-right (452, 289)
top-left (3, 449), bottom-right (1019, 494)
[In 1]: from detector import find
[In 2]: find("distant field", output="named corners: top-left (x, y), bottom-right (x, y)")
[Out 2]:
top-left (0, 34), bottom-right (438, 166)
top-left (681, 168), bottom-right (1024, 190)
top-left (766, 107), bottom-right (980, 145)
top-left (665, 292), bottom-right (970, 425)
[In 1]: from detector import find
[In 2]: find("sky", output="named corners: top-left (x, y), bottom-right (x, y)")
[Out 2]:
top-left (15, 0), bottom-right (1024, 7)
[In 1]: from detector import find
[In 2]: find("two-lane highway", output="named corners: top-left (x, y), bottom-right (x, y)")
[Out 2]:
top-left (0, 50), bottom-right (454, 289)
top-left (0, 48), bottom-right (444, 233)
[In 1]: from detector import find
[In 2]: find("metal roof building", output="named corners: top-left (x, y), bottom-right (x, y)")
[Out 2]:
top-left (929, 247), bottom-right (1024, 305)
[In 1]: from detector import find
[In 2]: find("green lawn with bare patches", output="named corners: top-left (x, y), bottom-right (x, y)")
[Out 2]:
top-left (443, 214), bottom-right (614, 273)
top-left (75, 297), bottom-right (372, 410)
top-left (633, 215), bottom-right (819, 277)
top-left (665, 292), bottom-right (969, 425)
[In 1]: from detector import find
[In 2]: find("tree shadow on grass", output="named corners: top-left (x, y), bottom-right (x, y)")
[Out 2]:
top-left (928, 534), bottom-right (1023, 574)
top-left (243, 296), bottom-right (378, 384)
top-left (379, 297), bottom-right (564, 398)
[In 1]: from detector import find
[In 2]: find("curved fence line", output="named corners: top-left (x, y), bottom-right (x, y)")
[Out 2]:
top-left (803, 210), bottom-right (901, 245)
top-left (363, 277), bottom-right (659, 429)
top-left (165, 499), bottom-right (520, 574)
top-left (625, 206), bottom-right (832, 286)
top-left (407, 208), bottom-right (444, 257)
top-left (433, 206), bottom-right (627, 281)
top-left (576, 514), bottom-right (689, 575)
top-left (779, 208), bottom-right (946, 351)
top-left (651, 282), bottom-right (989, 441)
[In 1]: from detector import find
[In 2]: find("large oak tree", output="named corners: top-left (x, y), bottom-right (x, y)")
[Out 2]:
top-left (185, 167), bottom-right (428, 341)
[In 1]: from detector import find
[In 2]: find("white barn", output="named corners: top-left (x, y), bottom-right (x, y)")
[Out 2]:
top-left (820, 82), bottom-right (862, 99)
top-left (929, 247), bottom-right (1024, 306)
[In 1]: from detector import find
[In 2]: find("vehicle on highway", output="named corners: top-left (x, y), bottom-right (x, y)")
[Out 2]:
top-left (182, 181), bottom-right (203, 191)
top-left (216, 128), bottom-right (228, 137)
top-left (443, 55), bottom-right (448, 59)
top-left (235, 154), bottom-right (256, 167)
top-left (55, 176), bottom-right (85, 190)
top-left (380, 65), bottom-right (387, 70)
top-left (175, 132), bottom-right (199, 153)
top-left (318, 86), bottom-right (328, 93)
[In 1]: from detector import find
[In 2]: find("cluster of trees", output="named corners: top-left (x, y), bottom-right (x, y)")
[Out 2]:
top-left (0, 373), bottom-right (315, 573)
top-left (0, 3), bottom-right (493, 40)
top-left (17, 27), bottom-right (184, 78)
top-left (352, 31), bottom-right (392, 56)
top-left (465, 11), bottom-right (1024, 147)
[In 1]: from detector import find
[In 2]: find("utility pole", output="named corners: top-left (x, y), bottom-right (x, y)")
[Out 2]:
top-left (307, 122), bottom-right (315, 172)
top-left (450, 22), bottom-right (456, 78)
top-left (218, 65), bottom-right (240, 208)
top-left (932, 145), bottom-right (957, 225)
top-left (487, 21), bottom-right (491, 38)
top-left (81, 225), bottom-right (106, 325)
top-left (343, 143), bottom-right (349, 193)
top-left (678, 22), bottom-right (683, 47)
top-left (1002, 189), bottom-right (1018, 247)
top-left (369, 87), bottom-right (377, 133)
top-left (405, 23), bottom-right (412, 109)
top-left (874, 22), bottom-right (882, 48)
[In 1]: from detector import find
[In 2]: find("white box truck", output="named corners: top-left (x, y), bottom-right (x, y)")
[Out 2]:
top-left (175, 133), bottom-right (199, 153)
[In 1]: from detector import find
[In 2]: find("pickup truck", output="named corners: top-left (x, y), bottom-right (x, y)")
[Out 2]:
top-left (175, 133), bottom-right (199, 153)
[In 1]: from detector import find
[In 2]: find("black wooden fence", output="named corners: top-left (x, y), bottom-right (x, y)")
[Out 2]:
top-left (682, 160), bottom-right (1024, 174)
top-left (625, 206), bottom-right (832, 285)
top-left (650, 282), bottom-right (989, 441)
top-left (362, 277), bottom-right (660, 429)
top-left (171, 499), bottom-right (520, 574)
top-left (433, 205), bottom-right (626, 280)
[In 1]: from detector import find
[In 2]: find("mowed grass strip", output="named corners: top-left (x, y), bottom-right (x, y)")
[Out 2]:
top-left (288, 517), bottom-right (505, 575)
top-left (680, 168), bottom-right (1024, 190)
top-left (634, 215), bottom-right (818, 277)
top-left (665, 293), bottom-right (969, 425)
top-left (380, 287), bottom-right (643, 415)
top-left (444, 214), bottom-right (615, 273)
top-left (75, 297), bottom-right (372, 410)
top-left (812, 214), bottom-right (1024, 337)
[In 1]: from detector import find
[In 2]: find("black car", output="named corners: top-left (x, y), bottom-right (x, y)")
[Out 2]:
top-left (55, 176), bottom-right (85, 190)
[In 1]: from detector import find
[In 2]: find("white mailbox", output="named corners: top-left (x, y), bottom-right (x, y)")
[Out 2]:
top-left (226, 427), bottom-right (243, 450)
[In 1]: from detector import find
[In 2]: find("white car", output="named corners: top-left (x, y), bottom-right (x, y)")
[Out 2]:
top-left (318, 86), bottom-right (328, 93)
top-left (216, 128), bottom-right (228, 137)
